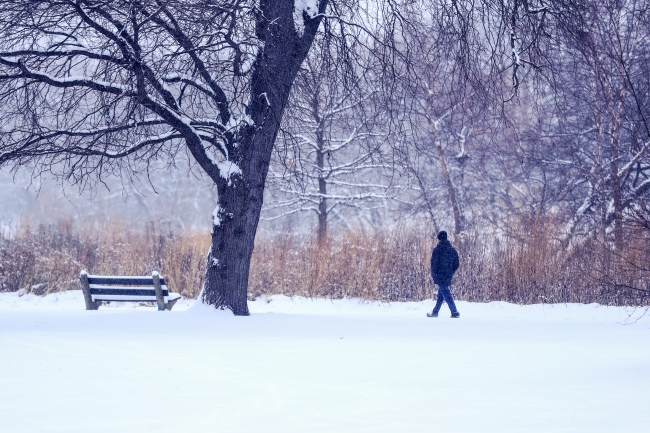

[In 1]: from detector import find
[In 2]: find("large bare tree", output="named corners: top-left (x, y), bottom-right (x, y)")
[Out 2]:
top-left (0, 0), bottom-right (410, 314)
top-left (0, 0), bottom-right (331, 314)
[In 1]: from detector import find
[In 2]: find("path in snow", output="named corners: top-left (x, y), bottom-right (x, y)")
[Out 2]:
top-left (1, 291), bottom-right (649, 432)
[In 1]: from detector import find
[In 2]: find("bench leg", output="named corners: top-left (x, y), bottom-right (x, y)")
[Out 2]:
top-left (80, 271), bottom-right (99, 310)
top-left (165, 299), bottom-right (179, 311)
top-left (152, 272), bottom-right (166, 311)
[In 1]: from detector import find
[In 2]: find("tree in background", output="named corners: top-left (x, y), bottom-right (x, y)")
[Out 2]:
top-left (265, 33), bottom-right (391, 243)
top-left (561, 0), bottom-right (650, 247)
top-left (392, 0), bottom-right (551, 236)
top-left (505, 0), bottom-right (650, 246)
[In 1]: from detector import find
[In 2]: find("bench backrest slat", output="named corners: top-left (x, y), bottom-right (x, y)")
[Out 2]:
top-left (87, 276), bottom-right (166, 286)
top-left (89, 287), bottom-right (170, 297)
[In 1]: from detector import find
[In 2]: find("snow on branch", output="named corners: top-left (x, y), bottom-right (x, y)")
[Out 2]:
top-left (618, 140), bottom-right (650, 180)
top-left (0, 0), bottom-right (277, 189)
top-left (0, 58), bottom-right (132, 95)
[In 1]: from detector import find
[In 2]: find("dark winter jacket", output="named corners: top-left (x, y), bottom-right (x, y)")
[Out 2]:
top-left (430, 239), bottom-right (460, 286)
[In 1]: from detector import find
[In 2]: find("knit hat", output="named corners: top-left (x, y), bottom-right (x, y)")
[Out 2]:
top-left (437, 231), bottom-right (448, 241)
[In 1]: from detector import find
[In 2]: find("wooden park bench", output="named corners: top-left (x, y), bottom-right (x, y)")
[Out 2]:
top-left (79, 270), bottom-right (181, 311)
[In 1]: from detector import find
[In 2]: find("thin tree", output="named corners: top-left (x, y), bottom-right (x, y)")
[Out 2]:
top-left (266, 37), bottom-right (390, 243)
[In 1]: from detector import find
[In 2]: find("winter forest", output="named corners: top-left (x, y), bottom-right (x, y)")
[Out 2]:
top-left (1, 2), bottom-right (649, 432)
top-left (1, 0), bottom-right (649, 312)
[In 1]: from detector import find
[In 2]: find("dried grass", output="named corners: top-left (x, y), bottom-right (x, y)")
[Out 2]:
top-left (1, 216), bottom-right (647, 306)
top-left (0, 219), bottom-right (209, 297)
top-left (248, 229), bottom-right (434, 301)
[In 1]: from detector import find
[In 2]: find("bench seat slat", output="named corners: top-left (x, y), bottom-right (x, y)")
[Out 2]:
top-left (91, 288), bottom-right (166, 297)
top-left (91, 293), bottom-right (181, 302)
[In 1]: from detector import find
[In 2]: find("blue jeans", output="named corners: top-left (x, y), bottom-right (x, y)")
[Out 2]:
top-left (432, 285), bottom-right (458, 315)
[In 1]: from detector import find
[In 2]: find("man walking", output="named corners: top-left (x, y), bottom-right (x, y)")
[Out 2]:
top-left (428, 230), bottom-right (460, 318)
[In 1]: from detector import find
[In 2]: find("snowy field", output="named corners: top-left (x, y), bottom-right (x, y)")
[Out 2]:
top-left (1, 291), bottom-right (649, 433)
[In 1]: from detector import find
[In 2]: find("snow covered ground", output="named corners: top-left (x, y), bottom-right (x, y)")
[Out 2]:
top-left (1, 291), bottom-right (649, 432)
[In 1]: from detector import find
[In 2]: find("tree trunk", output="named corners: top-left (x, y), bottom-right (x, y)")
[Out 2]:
top-left (203, 180), bottom-right (261, 315)
top-left (316, 128), bottom-right (328, 245)
top-left (317, 176), bottom-right (328, 244)
top-left (435, 139), bottom-right (463, 236)
top-left (610, 111), bottom-right (624, 250)
top-left (201, 0), bottom-right (326, 315)
top-left (428, 119), bottom-right (463, 236)
top-left (411, 164), bottom-right (439, 231)
top-left (424, 95), bottom-right (463, 236)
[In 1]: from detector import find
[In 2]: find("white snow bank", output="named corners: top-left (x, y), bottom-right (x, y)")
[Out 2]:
top-left (0, 291), bottom-right (648, 433)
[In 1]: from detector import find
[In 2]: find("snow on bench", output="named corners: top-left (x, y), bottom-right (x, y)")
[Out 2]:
top-left (79, 270), bottom-right (181, 311)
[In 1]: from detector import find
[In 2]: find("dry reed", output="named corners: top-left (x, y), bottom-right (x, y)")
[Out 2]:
top-left (0, 216), bottom-right (648, 306)
top-left (0, 219), bottom-right (209, 297)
